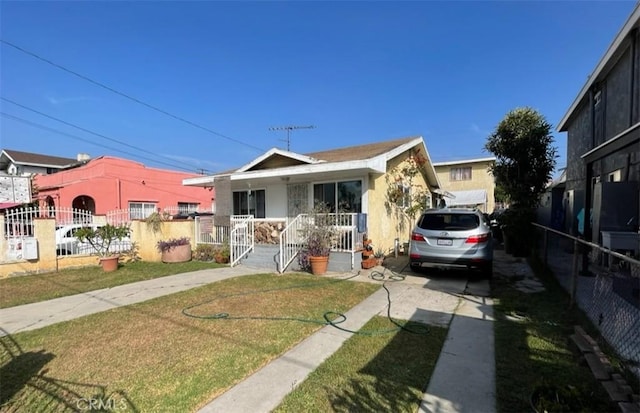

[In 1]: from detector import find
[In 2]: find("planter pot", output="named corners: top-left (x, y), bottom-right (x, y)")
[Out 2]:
top-left (309, 255), bottom-right (329, 275)
top-left (161, 244), bottom-right (192, 263)
top-left (99, 256), bottom-right (119, 272)
top-left (361, 257), bottom-right (377, 269)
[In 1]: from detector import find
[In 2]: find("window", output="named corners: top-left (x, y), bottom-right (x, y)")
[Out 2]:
top-left (233, 189), bottom-right (265, 218)
top-left (178, 202), bottom-right (199, 214)
top-left (314, 180), bottom-right (362, 213)
top-left (129, 202), bottom-right (156, 219)
top-left (608, 169), bottom-right (621, 182)
top-left (450, 167), bottom-right (472, 181)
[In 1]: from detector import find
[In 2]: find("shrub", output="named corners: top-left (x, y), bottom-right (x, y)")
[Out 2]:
top-left (156, 237), bottom-right (191, 253)
top-left (194, 244), bottom-right (216, 261)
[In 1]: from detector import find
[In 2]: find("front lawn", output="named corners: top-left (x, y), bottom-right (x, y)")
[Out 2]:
top-left (492, 255), bottom-right (617, 412)
top-left (275, 316), bottom-right (447, 412)
top-left (1, 273), bottom-right (380, 412)
top-left (0, 260), bottom-right (226, 309)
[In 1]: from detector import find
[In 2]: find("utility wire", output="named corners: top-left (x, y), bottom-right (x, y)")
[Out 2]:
top-left (0, 39), bottom-right (265, 153)
top-left (1, 112), bottom-right (202, 174)
top-left (1, 97), bottom-right (208, 173)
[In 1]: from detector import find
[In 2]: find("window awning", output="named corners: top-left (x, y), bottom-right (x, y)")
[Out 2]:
top-left (444, 190), bottom-right (487, 206)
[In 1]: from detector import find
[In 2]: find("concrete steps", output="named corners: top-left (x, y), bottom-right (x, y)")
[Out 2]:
top-left (239, 244), bottom-right (360, 273)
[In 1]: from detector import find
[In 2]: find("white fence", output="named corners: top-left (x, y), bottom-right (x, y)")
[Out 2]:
top-left (1, 207), bottom-right (137, 261)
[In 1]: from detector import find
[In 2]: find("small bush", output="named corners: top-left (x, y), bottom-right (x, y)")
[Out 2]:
top-left (194, 244), bottom-right (216, 261)
top-left (156, 237), bottom-right (191, 253)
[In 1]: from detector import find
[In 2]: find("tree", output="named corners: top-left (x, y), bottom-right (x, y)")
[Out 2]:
top-left (485, 107), bottom-right (557, 208)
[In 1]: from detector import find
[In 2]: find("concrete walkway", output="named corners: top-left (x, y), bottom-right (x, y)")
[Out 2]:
top-left (0, 250), bottom-right (542, 412)
top-left (0, 266), bottom-right (257, 335)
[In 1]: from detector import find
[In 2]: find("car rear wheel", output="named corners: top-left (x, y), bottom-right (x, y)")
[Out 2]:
top-left (410, 260), bottom-right (423, 274)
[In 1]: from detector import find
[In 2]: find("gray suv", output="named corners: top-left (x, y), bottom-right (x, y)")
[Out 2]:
top-left (409, 208), bottom-right (493, 277)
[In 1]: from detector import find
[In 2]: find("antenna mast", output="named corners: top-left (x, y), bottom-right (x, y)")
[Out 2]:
top-left (269, 125), bottom-right (315, 151)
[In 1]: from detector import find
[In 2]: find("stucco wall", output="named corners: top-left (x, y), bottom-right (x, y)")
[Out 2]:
top-left (0, 217), bottom-right (195, 277)
top-left (605, 44), bottom-right (633, 140)
top-left (366, 152), bottom-right (430, 255)
top-left (434, 160), bottom-right (495, 212)
top-left (35, 156), bottom-right (213, 214)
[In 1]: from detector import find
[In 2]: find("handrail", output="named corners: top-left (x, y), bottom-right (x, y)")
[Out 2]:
top-left (278, 214), bottom-right (310, 273)
top-left (230, 215), bottom-right (254, 267)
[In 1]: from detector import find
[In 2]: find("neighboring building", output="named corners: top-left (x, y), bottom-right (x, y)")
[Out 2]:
top-left (0, 149), bottom-right (81, 176)
top-left (432, 157), bottom-right (496, 213)
top-left (557, 3), bottom-right (639, 243)
top-left (34, 156), bottom-right (214, 218)
top-left (184, 136), bottom-right (444, 255)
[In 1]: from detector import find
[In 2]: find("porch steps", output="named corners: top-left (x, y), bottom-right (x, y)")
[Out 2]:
top-left (238, 245), bottom-right (361, 274)
top-left (240, 244), bottom-right (280, 272)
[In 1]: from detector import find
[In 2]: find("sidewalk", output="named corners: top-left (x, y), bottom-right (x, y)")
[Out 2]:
top-left (0, 253), bottom-right (533, 412)
top-left (0, 266), bottom-right (257, 336)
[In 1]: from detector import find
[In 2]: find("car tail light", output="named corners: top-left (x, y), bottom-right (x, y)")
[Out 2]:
top-left (465, 233), bottom-right (490, 244)
top-left (411, 232), bottom-right (426, 242)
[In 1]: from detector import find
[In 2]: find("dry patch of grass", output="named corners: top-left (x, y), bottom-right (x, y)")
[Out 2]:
top-left (0, 273), bottom-right (379, 412)
top-left (0, 261), bottom-right (226, 309)
top-left (275, 316), bottom-right (448, 412)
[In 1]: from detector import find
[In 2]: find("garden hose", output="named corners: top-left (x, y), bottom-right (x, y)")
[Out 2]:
top-left (182, 269), bottom-right (429, 336)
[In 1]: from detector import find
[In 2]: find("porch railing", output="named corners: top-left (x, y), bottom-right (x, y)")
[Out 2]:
top-left (230, 215), bottom-right (254, 266)
top-left (279, 214), bottom-right (312, 273)
top-left (278, 213), bottom-right (360, 273)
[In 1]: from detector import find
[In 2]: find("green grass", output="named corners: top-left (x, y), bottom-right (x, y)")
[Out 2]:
top-left (275, 316), bottom-right (448, 413)
top-left (0, 260), bottom-right (227, 308)
top-left (492, 255), bottom-right (617, 412)
top-left (0, 273), bottom-right (380, 412)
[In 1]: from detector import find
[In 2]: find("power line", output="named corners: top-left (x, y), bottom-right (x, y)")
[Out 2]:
top-left (1, 97), bottom-right (209, 173)
top-left (0, 39), bottom-right (265, 153)
top-left (1, 111), bottom-right (203, 173)
top-left (268, 125), bottom-right (315, 151)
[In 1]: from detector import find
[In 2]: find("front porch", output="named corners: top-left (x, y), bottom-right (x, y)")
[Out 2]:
top-left (195, 214), bottom-right (367, 273)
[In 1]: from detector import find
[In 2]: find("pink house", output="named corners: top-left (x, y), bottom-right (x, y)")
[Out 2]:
top-left (34, 156), bottom-right (214, 218)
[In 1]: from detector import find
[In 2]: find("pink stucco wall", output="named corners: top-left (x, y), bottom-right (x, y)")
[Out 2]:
top-left (34, 156), bottom-right (214, 214)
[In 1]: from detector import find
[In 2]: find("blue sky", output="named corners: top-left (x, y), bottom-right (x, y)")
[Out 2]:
top-left (1, 1), bottom-right (637, 176)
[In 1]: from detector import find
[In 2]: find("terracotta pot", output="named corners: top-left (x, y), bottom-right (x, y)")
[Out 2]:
top-left (99, 256), bottom-right (119, 272)
top-left (361, 257), bottom-right (377, 269)
top-left (161, 244), bottom-right (192, 263)
top-left (309, 255), bottom-right (329, 275)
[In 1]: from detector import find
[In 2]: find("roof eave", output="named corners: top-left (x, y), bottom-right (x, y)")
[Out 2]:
top-left (557, 3), bottom-right (640, 132)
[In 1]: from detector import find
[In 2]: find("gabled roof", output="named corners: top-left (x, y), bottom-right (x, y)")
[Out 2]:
top-left (558, 3), bottom-right (640, 131)
top-left (304, 136), bottom-right (419, 163)
top-left (1, 149), bottom-right (77, 169)
top-left (237, 148), bottom-right (322, 172)
top-left (183, 135), bottom-right (441, 189)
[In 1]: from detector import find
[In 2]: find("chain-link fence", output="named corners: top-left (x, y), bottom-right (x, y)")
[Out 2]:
top-left (532, 223), bottom-right (640, 379)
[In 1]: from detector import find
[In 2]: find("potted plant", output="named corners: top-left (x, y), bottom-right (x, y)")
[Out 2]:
top-left (75, 224), bottom-right (131, 272)
top-left (156, 237), bottom-right (192, 263)
top-left (302, 203), bottom-right (338, 275)
top-left (374, 248), bottom-right (385, 266)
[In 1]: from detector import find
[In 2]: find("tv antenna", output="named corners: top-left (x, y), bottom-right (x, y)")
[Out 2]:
top-left (269, 125), bottom-right (315, 151)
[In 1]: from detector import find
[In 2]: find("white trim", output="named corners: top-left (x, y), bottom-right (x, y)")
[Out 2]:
top-left (432, 156), bottom-right (496, 167)
top-left (558, 3), bottom-right (640, 131)
top-left (236, 148), bottom-right (321, 173)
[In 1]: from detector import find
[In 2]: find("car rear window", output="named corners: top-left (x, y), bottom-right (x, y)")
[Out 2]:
top-left (418, 213), bottom-right (480, 231)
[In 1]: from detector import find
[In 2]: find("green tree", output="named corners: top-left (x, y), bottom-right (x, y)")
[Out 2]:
top-left (485, 107), bottom-right (557, 208)
top-left (485, 107), bottom-right (557, 256)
